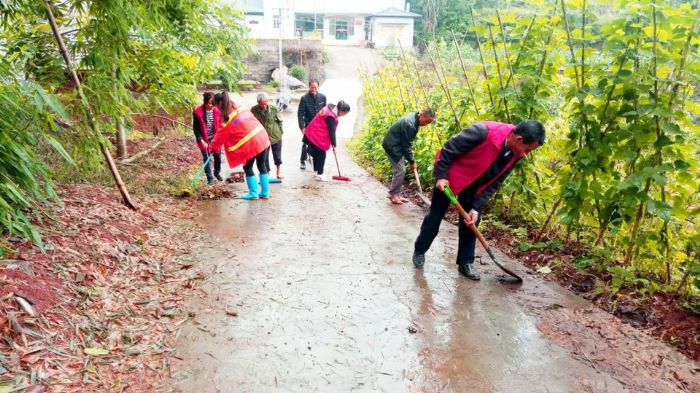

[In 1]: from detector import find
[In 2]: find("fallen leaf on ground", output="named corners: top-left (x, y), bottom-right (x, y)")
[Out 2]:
top-left (83, 347), bottom-right (110, 356)
top-left (537, 266), bottom-right (553, 274)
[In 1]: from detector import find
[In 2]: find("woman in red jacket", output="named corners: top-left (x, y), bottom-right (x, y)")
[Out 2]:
top-left (303, 101), bottom-right (351, 181)
top-left (192, 92), bottom-right (222, 184)
top-left (210, 92), bottom-right (271, 200)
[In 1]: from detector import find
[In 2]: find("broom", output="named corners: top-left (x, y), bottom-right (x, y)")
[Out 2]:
top-left (331, 149), bottom-right (351, 182)
top-left (444, 185), bottom-right (523, 283)
top-left (180, 151), bottom-right (213, 197)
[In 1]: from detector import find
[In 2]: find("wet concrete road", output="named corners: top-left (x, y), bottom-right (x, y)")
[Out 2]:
top-left (170, 47), bottom-right (629, 392)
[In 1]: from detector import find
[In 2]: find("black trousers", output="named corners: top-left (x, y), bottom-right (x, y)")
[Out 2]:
top-left (243, 149), bottom-right (269, 176)
top-left (300, 140), bottom-right (309, 163)
top-left (414, 188), bottom-right (481, 265)
top-left (265, 141), bottom-right (283, 172)
top-left (307, 143), bottom-right (327, 175)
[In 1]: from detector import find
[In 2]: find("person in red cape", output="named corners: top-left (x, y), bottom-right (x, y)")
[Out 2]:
top-left (303, 100), bottom-right (351, 181)
top-left (412, 120), bottom-right (545, 280)
top-left (192, 92), bottom-right (222, 184)
top-left (210, 92), bottom-right (271, 200)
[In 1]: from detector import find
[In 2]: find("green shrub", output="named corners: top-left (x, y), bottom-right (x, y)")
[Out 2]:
top-left (289, 65), bottom-right (306, 82)
top-left (0, 78), bottom-right (75, 254)
top-left (351, 1), bottom-right (700, 298)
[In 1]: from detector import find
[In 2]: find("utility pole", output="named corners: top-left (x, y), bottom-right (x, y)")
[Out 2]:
top-left (278, 7), bottom-right (283, 76)
top-left (273, 4), bottom-right (289, 103)
top-left (273, 2), bottom-right (287, 95)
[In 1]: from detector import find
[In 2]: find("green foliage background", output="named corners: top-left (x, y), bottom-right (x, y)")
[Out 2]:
top-left (352, 0), bottom-right (700, 297)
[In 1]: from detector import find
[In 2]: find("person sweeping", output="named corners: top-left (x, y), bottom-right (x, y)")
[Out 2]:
top-left (382, 108), bottom-right (436, 204)
top-left (412, 120), bottom-right (545, 280)
top-left (192, 92), bottom-right (222, 184)
top-left (303, 101), bottom-right (351, 181)
top-left (210, 92), bottom-right (271, 200)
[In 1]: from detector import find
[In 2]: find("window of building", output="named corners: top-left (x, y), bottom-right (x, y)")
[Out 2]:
top-left (273, 14), bottom-right (280, 29)
top-left (295, 13), bottom-right (323, 33)
top-left (329, 17), bottom-right (353, 40)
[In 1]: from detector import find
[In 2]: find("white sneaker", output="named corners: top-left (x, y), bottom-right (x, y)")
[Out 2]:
top-left (315, 174), bottom-right (329, 182)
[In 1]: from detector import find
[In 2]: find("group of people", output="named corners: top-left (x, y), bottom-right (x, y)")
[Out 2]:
top-left (191, 79), bottom-right (351, 200)
top-left (194, 78), bottom-right (547, 281)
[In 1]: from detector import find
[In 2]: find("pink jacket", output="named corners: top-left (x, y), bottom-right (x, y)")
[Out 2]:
top-left (437, 121), bottom-right (524, 195)
top-left (303, 105), bottom-right (338, 151)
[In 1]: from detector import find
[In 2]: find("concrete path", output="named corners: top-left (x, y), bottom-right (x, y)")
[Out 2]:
top-left (168, 47), bottom-right (698, 393)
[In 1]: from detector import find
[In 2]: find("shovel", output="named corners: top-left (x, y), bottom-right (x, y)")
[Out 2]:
top-left (444, 185), bottom-right (523, 283)
top-left (412, 167), bottom-right (432, 206)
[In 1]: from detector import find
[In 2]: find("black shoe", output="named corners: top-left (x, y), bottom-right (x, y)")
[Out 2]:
top-left (215, 174), bottom-right (223, 182)
top-left (458, 263), bottom-right (481, 280)
top-left (412, 253), bottom-right (425, 268)
top-left (300, 162), bottom-right (306, 170)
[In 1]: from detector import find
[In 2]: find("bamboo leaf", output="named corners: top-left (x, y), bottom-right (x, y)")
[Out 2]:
top-left (43, 135), bottom-right (75, 166)
top-left (83, 347), bottom-right (110, 356)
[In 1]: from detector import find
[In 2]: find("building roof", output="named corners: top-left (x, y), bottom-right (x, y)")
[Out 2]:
top-left (372, 7), bottom-right (421, 18)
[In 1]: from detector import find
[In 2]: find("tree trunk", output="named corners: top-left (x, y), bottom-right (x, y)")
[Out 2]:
top-left (44, 0), bottom-right (136, 210)
top-left (116, 116), bottom-right (127, 159)
top-left (112, 66), bottom-right (128, 159)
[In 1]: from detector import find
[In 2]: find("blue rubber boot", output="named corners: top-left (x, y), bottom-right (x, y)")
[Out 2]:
top-left (259, 173), bottom-right (271, 199)
top-left (241, 176), bottom-right (259, 200)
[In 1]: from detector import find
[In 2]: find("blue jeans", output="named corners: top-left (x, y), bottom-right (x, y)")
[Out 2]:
top-left (201, 151), bottom-right (222, 183)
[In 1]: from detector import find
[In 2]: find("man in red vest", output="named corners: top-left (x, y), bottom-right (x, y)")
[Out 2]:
top-left (412, 120), bottom-right (545, 280)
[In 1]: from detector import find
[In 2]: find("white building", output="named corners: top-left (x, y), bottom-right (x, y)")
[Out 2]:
top-left (227, 0), bottom-right (420, 48)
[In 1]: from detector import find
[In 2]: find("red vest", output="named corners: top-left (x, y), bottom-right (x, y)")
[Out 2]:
top-left (437, 121), bottom-right (524, 195)
top-left (209, 108), bottom-right (271, 168)
top-left (193, 105), bottom-right (222, 142)
top-left (304, 105), bottom-right (338, 151)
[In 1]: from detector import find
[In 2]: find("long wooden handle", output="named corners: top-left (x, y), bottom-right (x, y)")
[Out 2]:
top-left (333, 149), bottom-right (342, 176)
top-left (451, 198), bottom-right (489, 250)
top-left (445, 186), bottom-right (522, 282)
top-left (413, 167), bottom-right (423, 194)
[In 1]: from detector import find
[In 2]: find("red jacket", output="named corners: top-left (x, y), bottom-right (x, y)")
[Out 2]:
top-left (209, 108), bottom-right (271, 168)
top-left (436, 121), bottom-right (524, 195)
top-left (303, 105), bottom-right (338, 151)
top-left (193, 105), bottom-right (222, 152)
